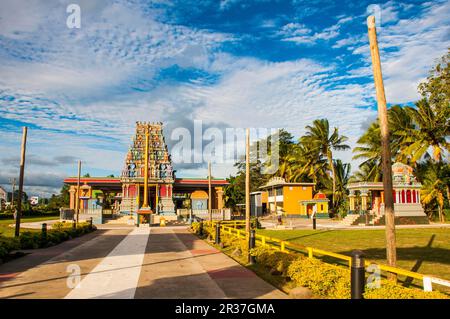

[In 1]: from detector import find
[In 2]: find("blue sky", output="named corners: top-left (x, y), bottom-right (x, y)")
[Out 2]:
top-left (0, 0), bottom-right (449, 197)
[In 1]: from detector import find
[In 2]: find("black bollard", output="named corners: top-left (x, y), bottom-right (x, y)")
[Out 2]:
top-left (199, 221), bottom-right (204, 236)
top-left (313, 216), bottom-right (317, 230)
top-left (72, 219), bottom-right (77, 230)
top-left (89, 217), bottom-right (93, 229)
top-left (248, 229), bottom-right (256, 264)
top-left (215, 222), bottom-right (221, 245)
top-left (41, 223), bottom-right (47, 241)
top-left (351, 250), bottom-right (365, 299)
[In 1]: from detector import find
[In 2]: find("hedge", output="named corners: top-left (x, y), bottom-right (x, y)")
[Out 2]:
top-left (0, 221), bottom-right (96, 262)
top-left (191, 223), bottom-right (449, 299)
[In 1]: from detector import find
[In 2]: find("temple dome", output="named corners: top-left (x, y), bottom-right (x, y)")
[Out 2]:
top-left (314, 192), bottom-right (327, 200)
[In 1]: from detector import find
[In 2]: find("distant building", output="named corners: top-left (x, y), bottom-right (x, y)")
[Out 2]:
top-left (30, 196), bottom-right (39, 206)
top-left (0, 186), bottom-right (7, 210)
top-left (253, 177), bottom-right (329, 218)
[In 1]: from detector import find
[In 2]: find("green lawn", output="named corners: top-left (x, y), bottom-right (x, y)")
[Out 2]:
top-left (0, 216), bottom-right (59, 237)
top-left (257, 227), bottom-right (450, 291)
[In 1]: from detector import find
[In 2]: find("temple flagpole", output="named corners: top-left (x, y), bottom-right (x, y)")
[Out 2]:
top-left (143, 125), bottom-right (150, 209)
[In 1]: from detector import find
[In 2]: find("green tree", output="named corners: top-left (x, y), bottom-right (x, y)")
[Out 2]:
top-left (417, 161), bottom-right (447, 222)
top-left (301, 119), bottom-right (350, 210)
top-left (403, 99), bottom-right (450, 163)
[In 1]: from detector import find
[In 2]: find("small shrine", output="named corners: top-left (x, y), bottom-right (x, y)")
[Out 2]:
top-left (347, 162), bottom-right (428, 225)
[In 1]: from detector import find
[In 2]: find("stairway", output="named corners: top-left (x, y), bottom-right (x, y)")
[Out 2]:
top-left (104, 214), bottom-right (135, 225)
top-left (340, 214), bottom-right (361, 226)
top-left (369, 215), bottom-right (383, 225)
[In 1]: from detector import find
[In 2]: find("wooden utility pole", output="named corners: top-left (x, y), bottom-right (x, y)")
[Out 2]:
top-left (245, 128), bottom-right (250, 235)
top-left (76, 160), bottom-right (81, 225)
top-left (367, 16), bottom-right (397, 277)
top-left (208, 161), bottom-right (212, 222)
top-left (14, 127), bottom-right (27, 237)
top-left (10, 178), bottom-right (16, 213)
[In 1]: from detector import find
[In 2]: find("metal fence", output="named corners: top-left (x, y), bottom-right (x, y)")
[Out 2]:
top-left (205, 221), bottom-right (450, 293)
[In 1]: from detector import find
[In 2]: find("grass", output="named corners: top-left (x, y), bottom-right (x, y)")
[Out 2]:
top-left (257, 227), bottom-right (450, 292)
top-left (0, 216), bottom-right (59, 237)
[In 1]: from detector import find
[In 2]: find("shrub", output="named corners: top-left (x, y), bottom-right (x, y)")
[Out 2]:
top-left (191, 226), bottom-right (450, 299)
top-left (0, 223), bottom-right (96, 262)
top-left (19, 232), bottom-right (41, 249)
top-left (364, 280), bottom-right (448, 299)
top-left (51, 221), bottom-right (66, 230)
top-left (287, 257), bottom-right (351, 299)
top-left (0, 236), bottom-right (20, 261)
top-left (250, 246), bottom-right (296, 276)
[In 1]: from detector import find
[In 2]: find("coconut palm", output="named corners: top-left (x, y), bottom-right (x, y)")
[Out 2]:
top-left (290, 142), bottom-right (329, 187)
top-left (301, 119), bottom-right (350, 210)
top-left (419, 162), bottom-right (446, 222)
top-left (403, 99), bottom-right (450, 163)
top-left (322, 159), bottom-right (351, 212)
top-left (352, 105), bottom-right (415, 180)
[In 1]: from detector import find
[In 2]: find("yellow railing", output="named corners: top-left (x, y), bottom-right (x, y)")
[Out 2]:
top-left (203, 222), bottom-right (450, 293)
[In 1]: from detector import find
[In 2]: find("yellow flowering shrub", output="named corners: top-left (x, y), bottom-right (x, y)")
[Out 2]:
top-left (191, 228), bottom-right (449, 299)
top-left (364, 280), bottom-right (449, 299)
top-left (250, 246), bottom-right (296, 276)
top-left (287, 257), bottom-right (351, 299)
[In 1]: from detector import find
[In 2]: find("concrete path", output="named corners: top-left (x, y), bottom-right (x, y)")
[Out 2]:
top-left (0, 226), bottom-right (286, 299)
top-left (65, 227), bottom-right (150, 299)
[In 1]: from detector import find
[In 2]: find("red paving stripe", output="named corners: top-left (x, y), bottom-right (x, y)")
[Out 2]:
top-left (0, 273), bottom-right (19, 281)
top-left (190, 249), bottom-right (219, 255)
top-left (207, 268), bottom-right (255, 279)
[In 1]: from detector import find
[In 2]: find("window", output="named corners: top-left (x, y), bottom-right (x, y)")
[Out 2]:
top-left (276, 188), bottom-right (283, 196)
top-left (320, 204), bottom-right (323, 211)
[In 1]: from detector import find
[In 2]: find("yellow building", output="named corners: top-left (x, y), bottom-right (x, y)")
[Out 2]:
top-left (257, 177), bottom-right (329, 218)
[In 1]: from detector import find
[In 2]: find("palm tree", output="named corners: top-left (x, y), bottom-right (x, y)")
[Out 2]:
top-left (322, 159), bottom-right (351, 212)
top-left (419, 163), bottom-right (446, 222)
top-left (302, 119), bottom-right (350, 210)
top-left (403, 99), bottom-right (450, 164)
top-left (349, 161), bottom-right (382, 183)
top-left (352, 105), bottom-right (415, 180)
top-left (290, 142), bottom-right (329, 187)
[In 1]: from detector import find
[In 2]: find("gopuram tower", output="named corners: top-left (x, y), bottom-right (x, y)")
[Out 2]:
top-left (120, 121), bottom-right (176, 224)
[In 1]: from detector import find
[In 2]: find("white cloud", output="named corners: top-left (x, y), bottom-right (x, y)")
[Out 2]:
top-left (336, 1), bottom-right (449, 103)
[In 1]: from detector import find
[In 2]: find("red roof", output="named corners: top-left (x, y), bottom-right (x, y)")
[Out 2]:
top-left (314, 192), bottom-right (327, 199)
top-left (63, 177), bottom-right (228, 186)
top-left (63, 177), bottom-right (121, 184)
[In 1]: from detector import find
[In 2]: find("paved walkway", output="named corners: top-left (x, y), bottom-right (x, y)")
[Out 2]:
top-left (0, 226), bottom-right (286, 299)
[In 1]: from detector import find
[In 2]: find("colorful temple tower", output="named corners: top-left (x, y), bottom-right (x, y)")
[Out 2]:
top-left (120, 121), bottom-right (176, 223)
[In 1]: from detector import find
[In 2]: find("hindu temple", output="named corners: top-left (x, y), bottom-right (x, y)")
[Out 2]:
top-left (63, 122), bottom-right (229, 225)
top-left (345, 162), bottom-right (429, 225)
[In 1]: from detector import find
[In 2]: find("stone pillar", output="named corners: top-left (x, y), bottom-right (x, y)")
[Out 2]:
top-left (69, 186), bottom-right (76, 209)
top-left (360, 190), bottom-right (369, 212)
top-left (348, 190), bottom-right (356, 213)
top-left (215, 187), bottom-right (224, 210)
